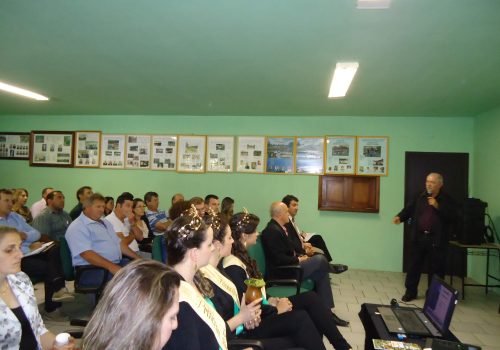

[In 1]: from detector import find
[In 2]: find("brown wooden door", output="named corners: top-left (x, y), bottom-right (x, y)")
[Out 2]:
top-left (402, 152), bottom-right (469, 276)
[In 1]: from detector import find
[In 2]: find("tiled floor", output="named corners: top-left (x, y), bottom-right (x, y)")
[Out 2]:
top-left (37, 269), bottom-right (500, 350)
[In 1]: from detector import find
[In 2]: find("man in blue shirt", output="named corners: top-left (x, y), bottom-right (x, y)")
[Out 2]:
top-left (32, 190), bottom-right (72, 241)
top-left (0, 188), bottom-right (72, 319)
top-left (144, 191), bottom-right (169, 235)
top-left (66, 193), bottom-right (140, 286)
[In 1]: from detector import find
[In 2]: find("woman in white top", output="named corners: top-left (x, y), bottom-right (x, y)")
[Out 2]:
top-left (0, 226), bottom-right (75, 350)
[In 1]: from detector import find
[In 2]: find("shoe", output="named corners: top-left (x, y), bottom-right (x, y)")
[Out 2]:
top-left (331, 312), bottom-right (350, 327)
top-left (329, 264), bottom-right (348, 274)
top-left (52, 287), bottom-right (75, 302)
top-left (401, 292), bottom-right (416, 302)
top-left (41, 308), bottom-right (69, 322)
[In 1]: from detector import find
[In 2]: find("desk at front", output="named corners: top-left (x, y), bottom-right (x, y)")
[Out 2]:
top-left (358, 303), bottom-right (459, 350)
top-left (448, 241), bottom-right (500, 299)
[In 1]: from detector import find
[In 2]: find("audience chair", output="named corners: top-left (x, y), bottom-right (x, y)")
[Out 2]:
top-left (59, 237), bottom-right (110, 335)
top-left (248, 237), bottom-right (314, 297)
top-left (152, 235), bottom-right (167, 263)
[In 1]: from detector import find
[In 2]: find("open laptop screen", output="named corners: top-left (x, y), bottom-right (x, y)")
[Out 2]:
top-left (423, 276), bottom-right (458, 333)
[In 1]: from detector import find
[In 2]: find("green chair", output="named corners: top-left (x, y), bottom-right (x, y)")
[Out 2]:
top-left (247, 237), bottom-right (314, 297)
top-left (152, 235), bottom-right (167, 263)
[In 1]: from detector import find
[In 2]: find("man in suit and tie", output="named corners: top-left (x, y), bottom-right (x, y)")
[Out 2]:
top-left (261, 201), bottom-right (349, 327)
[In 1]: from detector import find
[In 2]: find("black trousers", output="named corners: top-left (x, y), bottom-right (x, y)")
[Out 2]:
top-left (405, 233), bottom-right (446, 296)
top-left (307, 235), bottom-right (333, 262)
top-left (243, 309), bottom-right (326, 350)
top-left (289, 291), bottom-right (351, 350)
top-left (21, 245), bottom-right (66, 312)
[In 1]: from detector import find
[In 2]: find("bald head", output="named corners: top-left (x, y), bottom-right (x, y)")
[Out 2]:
top-left (426, 172), bottom-right (443, 196)
top-left (270, 201), bottom-right (290, 225)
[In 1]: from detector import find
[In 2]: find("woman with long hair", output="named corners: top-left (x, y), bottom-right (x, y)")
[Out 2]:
top-left (224, 212), bottom-right (352, 350)
top-left (202, 213), bottom-right (328, 350)
top-left (12, 188), bottom-right (33, 224)
top-left (82, 259), bottom-right (180, 350)
top-left (162, 207), bottom-right (229, 350)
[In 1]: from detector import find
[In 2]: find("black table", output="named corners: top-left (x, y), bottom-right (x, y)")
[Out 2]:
top-left (358, 303), bottom-right (459, 350)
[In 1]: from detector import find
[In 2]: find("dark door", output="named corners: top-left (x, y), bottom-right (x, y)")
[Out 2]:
top-left (402, 152), bottom-right (469, 276)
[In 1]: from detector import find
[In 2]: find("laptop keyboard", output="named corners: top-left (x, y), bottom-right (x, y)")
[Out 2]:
top-left (393, 309), bottom-right (429, 334)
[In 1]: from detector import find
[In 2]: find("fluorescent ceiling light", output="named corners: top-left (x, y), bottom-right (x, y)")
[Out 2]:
top-left (0, 81), bottom-right (49, 101)
top-left (357, 0), bottom-right (391, 9)
top-left (328, 62), bottom-right (359, 98)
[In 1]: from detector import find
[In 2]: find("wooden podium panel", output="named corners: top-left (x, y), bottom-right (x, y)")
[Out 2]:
top-left (318, 175), bottom-right (379, 213)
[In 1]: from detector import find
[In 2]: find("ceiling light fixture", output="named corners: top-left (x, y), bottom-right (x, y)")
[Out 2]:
top-left (0, 81), bottom-right (49, 101)
top-left (328, 62), bottom-right (359, 98)
top-left (357, 0), bottom-right (391, 9)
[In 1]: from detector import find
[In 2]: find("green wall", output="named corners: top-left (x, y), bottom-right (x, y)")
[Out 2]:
top-left (0, 115), bottom-right (474, 272)
top-left (472, 108), bottom-right (500, 285)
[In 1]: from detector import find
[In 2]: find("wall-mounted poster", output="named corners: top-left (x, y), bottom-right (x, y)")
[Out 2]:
top-left (266, 137), bottom-right (295, 174)
top-left (29, 131), bottom-right (74, 167)
top-left (74, 131), bottom-right (101, 168)
top-left (177, 135), bottom-right (206, 173)
top-left (295, 137), bottom-right (324, 175)
top-left (100, 134), bottom-right (126, 169)
top-left (125, 135), bottom-right (151, 169)
top-left (325, 136), bottom-right (356, 175)
top-left (236, 136), bottom-right (265, 173)
top-left (151, 135), bottom-right (177, 171)
top-left (356, 136), bottom-right (388, 176)
top-left (0, 132), bottom-right (30, 160)
top-left (206, 136), bottom-right (234, 172)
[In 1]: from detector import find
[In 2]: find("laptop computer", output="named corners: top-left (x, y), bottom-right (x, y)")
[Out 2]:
top-left (378, 276), bottom-right (459, 337)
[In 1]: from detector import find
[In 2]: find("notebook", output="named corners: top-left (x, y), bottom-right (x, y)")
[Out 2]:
top-left (378, 276), bottom-right (459, 337)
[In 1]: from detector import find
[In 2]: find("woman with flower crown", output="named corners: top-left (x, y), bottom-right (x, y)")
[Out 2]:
top-left (201, 212), bottom-right (327, 350)
top-left (222, 211), bottom-right (352, 350)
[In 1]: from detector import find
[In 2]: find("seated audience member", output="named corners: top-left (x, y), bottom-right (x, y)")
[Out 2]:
top-left (31, 187), bottom-right (54, 219)
top-left (225, 212), bottom-right (353, 347)
top-left (0, 189), bottom-right (73, 320)
top-left (189, 196), bottom-right (206, 217)
top-left (261, 202), bottom-right (349, 326)
top-left (69, 186), bottom-right (93, 220)
top-left (12, 188), bottom-right (33, 224)
top-left (65, 193), bottom-right (140, 286)
top-left (203, 213), bottom-right (330, 350)
top-left (168, 200), bottom-right (191, 222)
top-left (204, 194), bottom-right (220, 214)
top-left (282, 194), bottom-right (348, 274)
top-left (82, 260), bottom-right (180, 350)
top-left (32, 190), bottom-right (72, 242)
top-left (0, 226), bottom-right (76, 350)
top-left (144, 191), bottom-right (169, 235)
top-left (106, 192), bottom-right (142, 259)
top-left (162, 209), bottom-right (228, 350)
top-left (220, 196), bottom-right (234, 221)
top-left (103, 196), bottom-right (114, 217)
top-left (171, 193), bottom-right (185, 205)
top-left (130, 198), bottom-right (154, 252)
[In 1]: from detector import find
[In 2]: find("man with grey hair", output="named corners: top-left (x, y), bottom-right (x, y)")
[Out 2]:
top-left (393, 172), bottom-right (457, 302)
top-left (261, 201), bottom-right (349, 327)
top-left (30, 187), bottom-right (54, 219)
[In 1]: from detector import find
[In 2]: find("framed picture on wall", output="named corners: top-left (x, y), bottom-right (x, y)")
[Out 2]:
top-left (206, 136), bottom-right (234, 172)
top-left (100, 134), bottom-right (126, 169)
top-left (236, 136), bottom-right (265, 173)
top-left (125, 134), bottom-right (151, 169)
top-left (74, 131), bottom-right (101, 168)
top-left (151, 135), bottom-right (177, 171)
top-left (325, 136), bottom-right (356, 175)
top-left (0, 132), bottom-right (30, 160)
top-left (356, 136), bottom-right (388, 176)
top-left (177, 135), bottom-right (206, 173)
top-left (295, 137), bottom-right (324, 175)
top-left (265, 136), bottom-right (295, 174)
top-left (29, 131), bottom-right (74, 167)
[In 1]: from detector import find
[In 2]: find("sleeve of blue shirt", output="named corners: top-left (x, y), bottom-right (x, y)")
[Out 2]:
top-left (10, 212), bottom-right (41, 254)
top-left (65, 219), bottom-right (94, 265)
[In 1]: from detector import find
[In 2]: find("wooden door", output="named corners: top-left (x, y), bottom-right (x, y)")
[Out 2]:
top-left (402, 152), bottom-right (469, 276)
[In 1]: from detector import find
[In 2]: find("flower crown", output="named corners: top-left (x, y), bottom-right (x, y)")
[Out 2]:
top-left (206, 208), bottom-right (222, 232)
top-left (178, 204), bottom-right (203, 240)
top-left (235, 207), bottom-right (251, 232)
